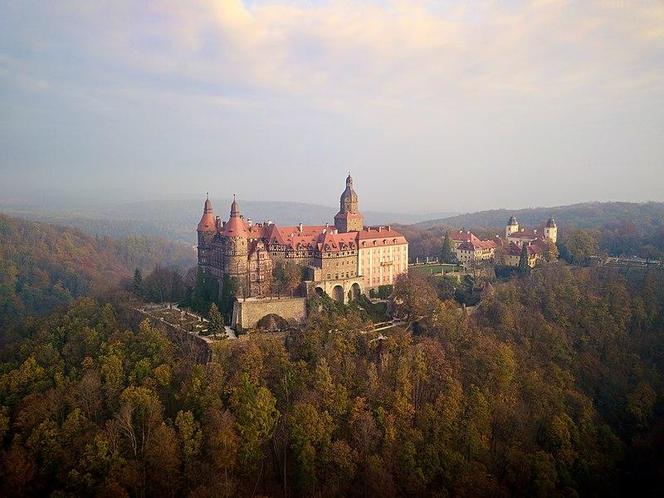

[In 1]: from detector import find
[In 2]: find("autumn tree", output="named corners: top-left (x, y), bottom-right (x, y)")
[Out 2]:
top-left (273, 261), bottom-right (304, 296)
top-left (562, 229), bottom-right (599, 265)
top-left (391, 273), bottom-right (439, 322)
top-left (542, 238), bottom-right (559, 262)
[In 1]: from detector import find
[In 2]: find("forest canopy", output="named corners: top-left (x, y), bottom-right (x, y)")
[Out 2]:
top-left (0, 264), bottom-right (663, 497)
top-left (0, 214), bottom-right (195, 327)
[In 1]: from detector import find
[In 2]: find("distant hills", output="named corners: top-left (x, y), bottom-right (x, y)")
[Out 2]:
top-left (415, 201), bottom-right (664, 231)
top-left (1, 197), bottom-right (454, 243)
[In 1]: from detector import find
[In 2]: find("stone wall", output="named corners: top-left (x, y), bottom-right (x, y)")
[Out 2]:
top-left (125, 308), bottom-right (212, 363)
top-left (232, 296), bottom-right (307, 330)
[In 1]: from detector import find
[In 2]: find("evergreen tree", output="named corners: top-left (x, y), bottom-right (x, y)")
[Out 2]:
top-left (208, 303), bottom-right (225, 338)
top-left (518, 243), bottom-right (530, 274)
top-left (440, 232), bottom-right (455, 263)
top-left (191, 267), bottom-right (216, 313)
top-left (220, 274), bottom-right (238, 318)
top-left (133, 268), bottom-right (143, 295)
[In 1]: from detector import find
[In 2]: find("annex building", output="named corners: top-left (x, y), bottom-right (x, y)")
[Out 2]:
top-left (197, 175), bottom-right (408, 303)
top-left (447, 216), bottom-right (558, 268)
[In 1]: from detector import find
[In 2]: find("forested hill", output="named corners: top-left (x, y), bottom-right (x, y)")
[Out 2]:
top-left (416, 201), bottom-right (664, 230)
top-left (0, 214), bottom-right (195, 324)
top-left (0, 266), bottom-right (663, 496)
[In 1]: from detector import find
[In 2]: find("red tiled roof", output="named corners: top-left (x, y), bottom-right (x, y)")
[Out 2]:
top-left (450, 230), bottom-right (474, 243)
top-left (197, 197), bottom-right (216, 231)
top-left (509, 229), bottom-right (538, 239)
top-left (317, 231), bottom-right (357, 252)
top-left (197, 213), bottom-right (216, 232)
top-left (507, 242), bottom-right (524, 256)
top-left (222, 215), bottom-right (249, 237)
top-left (451, 230), bottom-right (496, 251)
top-left (507, 241), bottom-right (540, 256)
top-left (357, 226), bottom-right (407, 247)
top-left (458, 239), bottom-right (497, 251)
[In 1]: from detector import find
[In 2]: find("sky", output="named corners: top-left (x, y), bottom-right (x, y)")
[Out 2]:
top-left (1, 0), bottom-right (663, 213)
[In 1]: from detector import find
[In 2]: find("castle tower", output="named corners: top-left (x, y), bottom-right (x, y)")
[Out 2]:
top-left (334, 174), bottom-right (364, 233)
top-left (506, 216), bottom-right (519, 238)
top-left (197, 195), bottom-right (216, 269)
top-left (544, 217), bottom-right (557, 243)
top-left (222, 195), bottom-right (249, 281)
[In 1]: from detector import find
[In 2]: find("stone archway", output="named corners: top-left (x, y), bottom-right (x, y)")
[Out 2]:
top-left (332, 285), bottom-right (344, 303)
top-left (351, 282), bottom-right (361, 301)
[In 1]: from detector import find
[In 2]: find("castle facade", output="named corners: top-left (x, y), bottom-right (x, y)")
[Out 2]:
top-left (446, 216), bottom-right (558, 267)
top-left (197, 175), bottom-right (408, 303)
top-left (504, 216), bottom-right (558, 267)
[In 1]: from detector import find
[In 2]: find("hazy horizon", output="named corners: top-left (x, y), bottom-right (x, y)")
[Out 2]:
top-left (2, 1), bottom-right (663, 213)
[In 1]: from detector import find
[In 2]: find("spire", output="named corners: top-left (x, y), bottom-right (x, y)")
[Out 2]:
top-left (203, 193), bottom-right (213, 214)
top-left (346, 172), bottom-right (353, 187)
top-left (198, 194), bottom-right (215, 232)
top-left (223, 194), bottom-right (249, 238)
top-left (230, 194), bottom-right (240, 217)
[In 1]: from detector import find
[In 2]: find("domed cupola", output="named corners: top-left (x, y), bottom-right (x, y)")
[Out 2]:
top-left (334, 173), bottom-right (363, 232)
top-left (546, 217), bottom-right (557, 228)
top-left (508, 216), bottom-right (518, 226)
top-left (340, 174), bottom-right (359, 212)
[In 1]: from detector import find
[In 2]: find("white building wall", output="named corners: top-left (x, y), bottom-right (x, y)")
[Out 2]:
top-left (358, 243), bottom-right (408, 289)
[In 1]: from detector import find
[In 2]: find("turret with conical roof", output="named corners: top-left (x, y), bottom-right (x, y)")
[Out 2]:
top-left (334, 174), bottom-right (363, 232)
top-left (222, 194), bottom-right (249, 284)
top-left (197, 194), bottom-right (217, 270)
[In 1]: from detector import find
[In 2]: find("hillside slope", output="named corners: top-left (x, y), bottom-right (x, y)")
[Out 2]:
top-left (0, 214), bottom-right (195, 324)
top-left (416, 201), bottom-right (664, 230)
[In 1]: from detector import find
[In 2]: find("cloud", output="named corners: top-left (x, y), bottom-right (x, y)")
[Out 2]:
top-left (1, 1), bottom-right (662, 210)
top-left (156, 0), bottom-right (663, 106)
top-left (3, 0), bottom-right (661, 112)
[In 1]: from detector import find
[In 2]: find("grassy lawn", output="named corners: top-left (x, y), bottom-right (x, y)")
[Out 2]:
top-left (410, 263), bottom-right (460, 275)
top-left (150, 308), bottom-right (207, 332)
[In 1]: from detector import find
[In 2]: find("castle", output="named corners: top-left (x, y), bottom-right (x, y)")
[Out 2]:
top-left (504, 216), bottom-right (557, 267)
top-left (197, 175), bottom-right (408, 303)
top-left (448, 216), bottom-right (558, 267)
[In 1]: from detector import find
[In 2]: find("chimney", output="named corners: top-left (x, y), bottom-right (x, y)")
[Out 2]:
top-left (298, 223), bottom-right (303, 233)
top-left (247, 218), bottom-right (253, 227)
